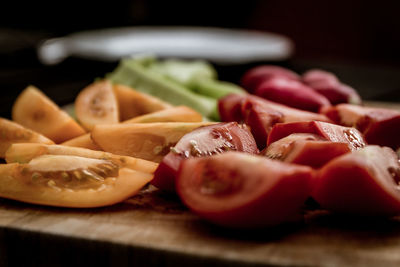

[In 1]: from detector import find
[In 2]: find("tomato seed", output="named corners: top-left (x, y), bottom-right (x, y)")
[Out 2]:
top-left (343, 129), bottom-right (365, 149)
top-left (73, 170), bottom-right (83, 180)
top-left (388, 166), bottom-right (400, 185)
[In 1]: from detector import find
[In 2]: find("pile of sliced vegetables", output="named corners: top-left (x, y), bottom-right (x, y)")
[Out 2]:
top-left (1, 57), bottom-right (400, 230)
top-left (0, 73), bottom-right (213, 207)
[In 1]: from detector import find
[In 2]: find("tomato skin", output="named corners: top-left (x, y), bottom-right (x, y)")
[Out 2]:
top-left (321, 104), bottom-right (400, 150)
top-left (302, 69), bottom-right (361, 105)
top-left (151, 152), bottom-right (180, 191)
top-left (219, 94), bottom-right (331, 150)
top-left (217, 93), bottom-right (245, 122)
top-left (267, 121), bottom-right (366, 151)
top-left (312, 146), bottom-right (400, 216)
top-left (241, 99), bottom-right (283, 149)
top-left (152, 122), bottom-right (259, 191)
top-left (287, 141), bottom-right (350, 168)
top-left (176, 152), bottom-right (314, 228)
top-left (255, 77), bottom-right (331, 112)
top-left (262, 133), bottom-right (351, 168)
top-left (303, 69), bottom-right (339, 85)
top-left (240, 65), bottom-right (300, 93)
top-left (246, 95), bottom-right (331, 124)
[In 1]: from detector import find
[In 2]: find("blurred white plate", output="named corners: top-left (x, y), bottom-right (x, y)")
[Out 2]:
top-left (37, 26), bottom-right (294, 65)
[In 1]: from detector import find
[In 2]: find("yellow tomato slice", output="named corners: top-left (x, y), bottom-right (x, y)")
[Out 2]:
top-left (12, 86), bottom-right (85, 143)
top-left (75, 80), bottom-right (119, 131)
top-left (0, 118), bottom-right (54, 158)
top-left (5, 143), bottom-right (158, 174)
top-left (0, 155), bottom-right (152, 208)
top-left (113, 83), bottom-right (172, 121)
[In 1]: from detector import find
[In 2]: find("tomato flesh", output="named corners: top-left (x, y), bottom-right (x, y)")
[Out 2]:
top-left (255, 77), bottom-right (331, 112)
top-left (240, 65), bottom-right (300, 93)
top-left (241, 98), bottom-right (283, 149)
top-left (217, 93), bottom-right (245, 123)
top-left (0, 155), bottom-right (153, 208)
top-left (176, 151), bottom-right (314, 228)
top-left (267, 120), bottom-right (366, 151)
top-left (262, 133), bottom-right (351, 168)
top-left (152, 122), bottom-right (259, 191)
top-left (322, 104), bottom-right (400, 150)
top-left (218, 94), bottom-right (331, 149)
top-left (312, 145), bottom-right (400, 215)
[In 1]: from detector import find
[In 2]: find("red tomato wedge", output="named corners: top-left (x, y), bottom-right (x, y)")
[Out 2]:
top-left (267, 121), bottom-right (366, 151)
top-left (217, 93), bottom-right (245, 123)
top-left (302, 69), bottom-right (361, 105)
top-left (242, 95), bottom-right (331, 123)
top-left (240, 65), bottom-right (300, 93)
top-left (321, 104), bottom-right (400, 150)
top-left (262, 133), bottom-right (351, 168)
top-left (255, 77), bottom-right (331, 112)
top-left (176, 151), bottom-right (314, 228)
top-left (218, 94), bottom-right (331, 149)
top-left (152, 122), bottom-right (259, 191)
top-left (312, 145), bottom-right (400, 216)
top-left (241, 98), bottom-right (283, 149)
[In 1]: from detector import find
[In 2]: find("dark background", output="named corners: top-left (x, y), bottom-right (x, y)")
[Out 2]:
top-left (1, 0), bottom-right (400, 118)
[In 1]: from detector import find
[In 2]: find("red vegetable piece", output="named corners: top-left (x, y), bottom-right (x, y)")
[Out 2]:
top-left (322, 104), bottom-right (400, 150)
top-left (241, 98), bottom-right (283, 149)
top-left (303, 69), bottom-right (339, 85)
top-left (262, 133), bottom-right (351, 168)
top-left (303, 69), bottom-right (361, 105)
top-left (241, 65), bottom-right (300, 93)
top-left (176, 151), bottom-right (314, 228)
top-left (152, 122), bottom-right (258, 191)
top-left (312, 145), bottom-right (400, 216)
top-left (243, 95), bottom-right (331, 123)
top-left (219, 94), bottom-right (331, 149)
top-left (217, 93), bottom-right (245, 122)
top-left (255, 77), bottom-right (331, 112)
top-left (267, 121), bottom-right (366, 151)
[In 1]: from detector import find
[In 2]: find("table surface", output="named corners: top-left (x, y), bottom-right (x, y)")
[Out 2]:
top-left (2, 175), bottom-right (400, 267)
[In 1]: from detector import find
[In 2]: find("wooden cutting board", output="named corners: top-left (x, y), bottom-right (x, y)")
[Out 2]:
top-left (0, 101), bottom-right (399, 267)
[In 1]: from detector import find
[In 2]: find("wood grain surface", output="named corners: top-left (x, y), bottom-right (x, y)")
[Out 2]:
top-left (0, 101), bottom-right (399, 267)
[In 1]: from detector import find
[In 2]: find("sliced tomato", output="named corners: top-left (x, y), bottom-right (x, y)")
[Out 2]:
top-left (0, 154), bottom-right (153, 208)
top-left (267, 120), bottom-right (366, 151)
top-left (322, 104), bottom-right (400, 150)
top-left (219, 94), bottom-right (331, 149)
top-left (176, 151), bottom-right (314, 228)
top-left (255, 77), bottom-right (331, 112)
top-left (0, 118), bottom-right (54, 158)
top-left (302, 69), bottom-right (361, 105)
top-left (262, 133), bottom-right (351, 168)
top-left (5, 143), bottom-right (158, 174)
top-left (312, 145), bottom-right (400, 216)
top-left (12, 86), bottom-right (85, 143)
top-left (303, 69), bottom-right (339, 85)
top-left (241, 98), bottom-right (283, 149)
top-left (243, 95), bottom-right (331, 123)
top-left (152, 122), bottom-right (258, 191)
top-left (240, 65), bottom-right (300, 93)
top-left (217, 93), bottom-right (245, 122)
top-left (75, 80), bottom-right (119, 131)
